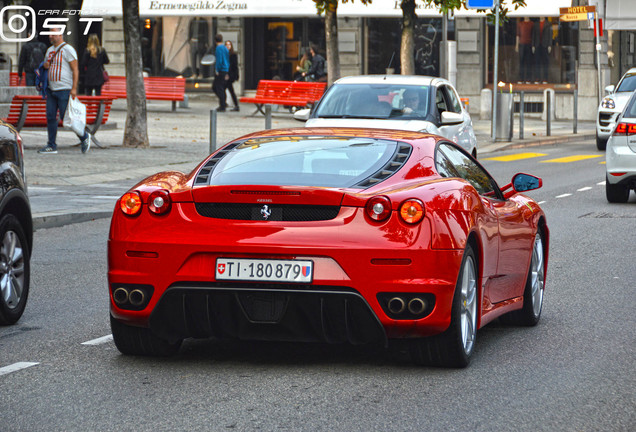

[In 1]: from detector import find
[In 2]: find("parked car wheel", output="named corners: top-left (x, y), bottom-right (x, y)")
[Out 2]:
top-left (500, 230), bottom-right (545, 326)
top-left (111, 315), bottom-right (182, 356)
top-left (605, 175), bottom-right (630, 203)
top-left (410, 243), bottom-right (478, 368)
top-left (596, 135), bottom-right (607, 151)
top-left (0, 214), bottom-right (30, 325)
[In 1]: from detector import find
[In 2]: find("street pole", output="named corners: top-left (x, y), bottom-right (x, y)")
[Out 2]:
top-left (492, 2), bottom-right (500, 141)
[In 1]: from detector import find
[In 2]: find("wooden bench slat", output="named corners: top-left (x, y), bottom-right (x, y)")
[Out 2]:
top-left (239, 80), bottom-right (326, 115)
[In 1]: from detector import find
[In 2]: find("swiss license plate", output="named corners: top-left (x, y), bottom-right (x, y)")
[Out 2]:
top-left (215, 258), bottom-right (313, 283)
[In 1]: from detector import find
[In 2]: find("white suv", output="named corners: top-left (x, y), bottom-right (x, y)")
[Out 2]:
top-left (597, 67), bottom-right (636, 150)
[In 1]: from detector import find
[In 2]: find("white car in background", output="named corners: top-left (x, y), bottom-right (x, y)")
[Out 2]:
top-left (597, 67), bottom-right (636, 151)
top-left (606, 90), bottom-right (636, 203)
top-left (294, 75), bottom-right (478, 157)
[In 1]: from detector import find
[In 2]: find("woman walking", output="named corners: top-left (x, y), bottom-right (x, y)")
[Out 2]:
top-left (81, 34), bottom-right (110, 96)
top-left (225, 40), bottom-right (240, 111)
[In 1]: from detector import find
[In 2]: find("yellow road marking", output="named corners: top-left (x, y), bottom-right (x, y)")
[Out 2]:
top-left (541, 155), bottom-right (603, 163)
top-left (482, 152), bottom-right (547, 161)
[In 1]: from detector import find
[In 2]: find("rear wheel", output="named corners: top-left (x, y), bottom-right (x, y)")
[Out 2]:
top-left (410, 244), bottom-right (478, 368)
top-left (0, 214), bottom-right (30, 326)
top-left (500, 230), bottom-right (545, 326)
top-left (606, 176), bottom-right (630, 203)
top-left (110, 315), bottom-right (182, 356)
top-left (596, 135), bottom-right (607, 151)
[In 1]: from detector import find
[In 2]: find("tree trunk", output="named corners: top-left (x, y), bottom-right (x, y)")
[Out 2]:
top-left (325, 6), bottom-right (340, 85)
top-left (122, 0), bottom-right (149, 148)
top-left (400, 0), bottom-right (416, 75)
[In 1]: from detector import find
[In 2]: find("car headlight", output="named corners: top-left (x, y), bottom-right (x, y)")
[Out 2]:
top-left (601, 98), bottom-right (615, 109)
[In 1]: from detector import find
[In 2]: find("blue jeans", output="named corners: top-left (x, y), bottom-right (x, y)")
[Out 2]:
top-left (46, 88), bottom-right (87, 150)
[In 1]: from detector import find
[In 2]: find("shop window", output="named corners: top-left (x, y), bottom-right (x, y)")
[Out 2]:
top-left (487, 18), bottom-right (579, 85)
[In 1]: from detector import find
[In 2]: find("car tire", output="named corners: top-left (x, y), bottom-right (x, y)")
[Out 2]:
top-left (605, 176), bottom-right (630, 203)
top-left (110, 315), bottom-right (182, 356)
top-left (596, 135), bottom-right (607, 151)
top-left (500, 229), bottom-right (545, 326)
top-left (409, 243), bottom-right (478, 368)
top-left (0, 214), bottom-right (30, 326)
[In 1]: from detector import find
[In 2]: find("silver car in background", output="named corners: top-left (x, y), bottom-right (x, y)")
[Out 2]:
top-left (597, 67), bottom-right (636, 151)
top-left (294, 75), bottom-right (478, 157)
top-left (606, 90), bottom-right (636, 203)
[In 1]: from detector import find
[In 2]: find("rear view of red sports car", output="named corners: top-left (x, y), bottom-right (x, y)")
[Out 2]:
top-left (108, 127), bottom-right (548, 367)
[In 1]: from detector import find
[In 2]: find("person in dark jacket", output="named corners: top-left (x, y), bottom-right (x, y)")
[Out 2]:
top-left (225, 40), bottom-right (240, 111)
top-left (303, 45), bottom-right (326, 82)
top-left (18, 39), bottom-right (47, 86)
top-left (80, 34), bottom-right (110, 95)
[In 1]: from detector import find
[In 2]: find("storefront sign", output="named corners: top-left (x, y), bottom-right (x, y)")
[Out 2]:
top-left (559, 5), bottom-right (596, 22)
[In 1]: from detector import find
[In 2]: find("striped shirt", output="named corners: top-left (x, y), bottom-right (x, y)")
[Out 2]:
top-left (45, 43), bottom-right (77, 91)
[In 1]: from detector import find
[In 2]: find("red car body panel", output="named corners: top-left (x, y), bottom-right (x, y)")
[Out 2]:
top-left (108, 128), bottom-right (548, 344)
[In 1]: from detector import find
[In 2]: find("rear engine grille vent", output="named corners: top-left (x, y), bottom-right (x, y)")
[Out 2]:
top-left (355, 143), bottom-right (412, 188)
top-left (194, 142), bottom-right (240, 185)
top-left (195, 203), bottom-right (340, 221)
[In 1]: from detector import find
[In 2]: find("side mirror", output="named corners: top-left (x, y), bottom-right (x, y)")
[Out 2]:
top-left (502, 173), bottom-right (542, 199)
top-left (293, 108), bottom-right (311, 122)
top-left (605, 84), bottom-right (615, 95)
top-left (441, 111), bottom-right (463, 126)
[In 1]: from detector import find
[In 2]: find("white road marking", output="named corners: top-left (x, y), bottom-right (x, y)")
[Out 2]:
top-left (577, 187), bottom-right (593, 192)
top-left (81, 335), bottom-right (113, 346)
top-left (91, 196), bottom-right (120, 200)
top-left (556, 193), bottom-right (572, 198)
top-left (0, 362), bottom-right (39, 376)
top-left (597, 181), bottom-right (606, 185)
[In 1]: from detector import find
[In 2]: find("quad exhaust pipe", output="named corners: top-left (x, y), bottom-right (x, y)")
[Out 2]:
top-left (112, 286), bottom-right (150, 309)
top-left (385, 295), bottom-right (428, 318)
top-left (407, 297), bottom-right (426, 315)
top-left (388, 297), bottom-right (406, 314)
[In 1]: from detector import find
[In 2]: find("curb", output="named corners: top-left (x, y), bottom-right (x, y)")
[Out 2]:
top-left (33, 211), bottom-right (112, 230)
top-left (486, 133), bottom-right (596, 152)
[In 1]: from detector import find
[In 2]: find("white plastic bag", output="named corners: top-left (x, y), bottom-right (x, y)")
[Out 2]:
top-left (63, 96), bottom-right (86, 136)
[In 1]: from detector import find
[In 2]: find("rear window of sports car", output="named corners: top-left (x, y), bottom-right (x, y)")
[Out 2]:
top-left (207, 136), bottom-right (404, 188)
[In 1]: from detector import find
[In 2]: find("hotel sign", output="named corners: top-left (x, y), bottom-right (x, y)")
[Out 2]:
top-left (559, 5), bottom-right (596, 22)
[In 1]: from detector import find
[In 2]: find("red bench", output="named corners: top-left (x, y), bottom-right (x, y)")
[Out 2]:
top-left (102, 76), bottom-right (186, 111)
top-left (10, 72), bottom-right (24, 86)
top-left (240, 80), bottom-right (327, 115)
top-left (3, 95), bottom-right (114, 146)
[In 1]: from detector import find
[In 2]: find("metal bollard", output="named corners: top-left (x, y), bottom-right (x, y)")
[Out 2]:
top-left (546, 95), bottom-right (551, 137)
top-left (573, 90), bottom-right (578, 134)
top-left (519, 91), bottom-right (524, 140)
top-left (210, 109), bottom-right (217, 154)
top-left (265, 105), bottom-right (272, 130)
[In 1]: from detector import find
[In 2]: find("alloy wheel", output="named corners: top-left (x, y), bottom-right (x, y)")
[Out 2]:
top-left (0, 230), bottom-right (25, 310)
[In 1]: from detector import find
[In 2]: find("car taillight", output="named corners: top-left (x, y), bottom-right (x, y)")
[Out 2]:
top-left (148, 190), bottom-right (171, 215)
top-left (399, 199), bottom-right (425, 224)
top-left (365, 196), bottom-right (392, 222)
top-left (613, 123), bottom-right (636, 136)
top-left (120, 192), bottom-right (142, 216)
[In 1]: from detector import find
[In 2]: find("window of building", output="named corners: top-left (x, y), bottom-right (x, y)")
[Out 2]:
top-left (486, 18), bottom-right (579, 85)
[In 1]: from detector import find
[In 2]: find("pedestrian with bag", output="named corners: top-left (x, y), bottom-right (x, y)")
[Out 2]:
top-left (17, 39), bottom-right (47, 86)
top-left (38, 34), bottom-right (92, 155)
top-left (212, 34), bottom-right (230, 112)
top-left (225, 40), bottom-right (240, 111)
top-left (80, 33), bottom-right (110, 96)
top-left (303, 45), bottom-right (326, 82)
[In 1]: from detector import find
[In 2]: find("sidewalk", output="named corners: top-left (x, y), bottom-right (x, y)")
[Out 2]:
top-left (23, 93), bottom-right (596, 229)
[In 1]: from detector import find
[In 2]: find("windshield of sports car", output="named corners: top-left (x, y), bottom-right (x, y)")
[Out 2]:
top-left (616, 73), bottom-right (636, 92)
top-left (313, 84), bottom-right (432, 120)
top-left (208, 136), bottom-right (402, 188)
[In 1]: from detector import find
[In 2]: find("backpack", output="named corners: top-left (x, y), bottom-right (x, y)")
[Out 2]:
top-left (27, 42), bottom-right (46, 72)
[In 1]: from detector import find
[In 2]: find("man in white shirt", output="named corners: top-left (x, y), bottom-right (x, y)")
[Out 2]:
top-left (38, 34), bottom-right (91, 154)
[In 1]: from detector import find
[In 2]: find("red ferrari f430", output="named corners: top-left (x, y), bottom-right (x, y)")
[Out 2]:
top-left (108, 128), bottom-right (548, 367)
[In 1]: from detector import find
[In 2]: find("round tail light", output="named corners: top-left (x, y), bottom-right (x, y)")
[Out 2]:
top-left (399, 199), bottom-right (425, 224)
top-left (148, 190), bottom-right (171, 215)
top-left (120, 192), bottom-right (142, 216)
top-left (365, 196), bottom-right (392, 222)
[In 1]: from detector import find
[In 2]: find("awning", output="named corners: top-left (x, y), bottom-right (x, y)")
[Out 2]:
top-left (604, 0), bottom-right (636, 30)
top-left (81, 0), bottom-right (572, 18)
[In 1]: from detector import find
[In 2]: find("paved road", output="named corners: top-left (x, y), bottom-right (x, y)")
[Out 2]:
top-left (2, 139), bottom-right (634, 431)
